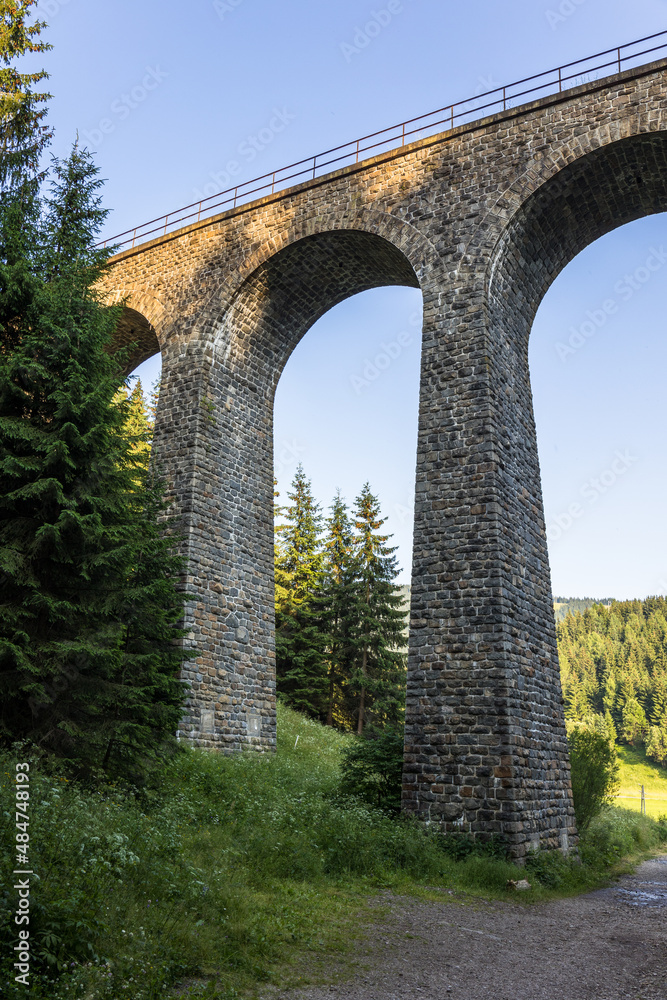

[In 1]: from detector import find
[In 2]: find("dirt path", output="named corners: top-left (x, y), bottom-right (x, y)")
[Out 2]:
top-left (270, 857), bottom-right (667, 1000)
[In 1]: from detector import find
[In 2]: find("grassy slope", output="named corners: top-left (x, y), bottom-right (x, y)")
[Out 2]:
top-left (616, 745), bottom-right (667, 818)
top-left (1, 705), bottom-right (666, 1000)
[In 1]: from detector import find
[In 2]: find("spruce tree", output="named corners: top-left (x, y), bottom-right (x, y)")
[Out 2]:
top-left (0, 139), bottom-right (186, 778)
top-left (320, 491), bottom-right (356, 727)
top-left (0, 0), bottom-right (52, 190)
top-left (115, 379), bottom-right (152, 484)
top-left (347, 484), bottom-right (406, 734)
top-left (147, 375), bottom-right (161, 434)
top-left (274, 465), bottom-right (328, 717)
top-left (0, 0), bottom-right (52, 275)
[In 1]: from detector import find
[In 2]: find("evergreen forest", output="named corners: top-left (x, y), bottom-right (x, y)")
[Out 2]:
top-left (558, 598), bottom-right (667, 767)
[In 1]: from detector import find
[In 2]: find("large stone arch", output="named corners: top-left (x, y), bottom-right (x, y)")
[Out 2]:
top-left (214, 227), bottom-right (422, 392)
top-left (177, 209), bottom-right (441, 361)
top-left (166, 226), bottom-right (425, 754)
top-left (487, 131), bottom-right (667, 326)
top-left (103, 288), bottom-right (166, 376)
top-left (403, 128), bottom-right (667, 858)
top-left (481, 131), bottom-right (667, 674)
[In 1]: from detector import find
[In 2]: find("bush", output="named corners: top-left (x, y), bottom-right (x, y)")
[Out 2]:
top-left (567, 725), bottom-right (620, 829)
top-left (338, 726), bottom-right (404, 814)
top-left (436, 832), bottom-right (510, 862)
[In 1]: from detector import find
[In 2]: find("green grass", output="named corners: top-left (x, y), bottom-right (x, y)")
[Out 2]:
top-left (616, 744), bottom-right (667, 818)
top-left (1, 707), bottom-right (666, 1000)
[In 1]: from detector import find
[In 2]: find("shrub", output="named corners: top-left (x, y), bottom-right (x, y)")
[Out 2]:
top-left (338, 726), bottom-right (404, 813)
top-left (567, 724), bottom-right (620, 829)
top-left (436, 832), bottom-right (510, 862)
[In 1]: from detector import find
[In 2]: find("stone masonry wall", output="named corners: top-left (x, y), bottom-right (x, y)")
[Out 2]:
top-left (98, 59), bottom-right (667, 856)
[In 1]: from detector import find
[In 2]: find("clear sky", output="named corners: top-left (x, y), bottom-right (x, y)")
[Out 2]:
top-left (32, 0), bottom-right (667, 598)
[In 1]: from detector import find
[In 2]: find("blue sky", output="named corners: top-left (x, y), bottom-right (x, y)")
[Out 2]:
top-left (33, 0), bottom-right (667, 597)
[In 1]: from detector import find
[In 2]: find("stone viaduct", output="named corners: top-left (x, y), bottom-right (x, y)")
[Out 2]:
top-left (100, 55), bottom-right (667, 858)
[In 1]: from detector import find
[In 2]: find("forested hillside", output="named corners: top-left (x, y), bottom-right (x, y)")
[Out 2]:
top-left (557, 597), bottom-right (667, 766)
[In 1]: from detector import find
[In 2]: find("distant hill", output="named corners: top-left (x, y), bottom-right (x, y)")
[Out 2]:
top-left (553, 596), bottom-right (615, 621)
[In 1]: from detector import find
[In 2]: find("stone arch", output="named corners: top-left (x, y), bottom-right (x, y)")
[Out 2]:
top-left (102, 289), bottom-right (166, 376)
top-left (228, 209), bottom-right (440, 294)
top-left (486, 131), bottom-right (667, 336)
top-left (215, 226), bottom-right (425, 395)
top-left (403, 129), bottom-right (667, 857)
top-left (466, 104), bottom-right (667, 270)
top-left (431, 130), bottom-right (667, 852)
top-left (182, 210), bottom-right (440, 361)
top-left (174, 225), bottom-right (426, 753)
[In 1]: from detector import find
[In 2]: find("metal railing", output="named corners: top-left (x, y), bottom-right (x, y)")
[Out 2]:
top-left (102, 29), bottom-right (667, 253)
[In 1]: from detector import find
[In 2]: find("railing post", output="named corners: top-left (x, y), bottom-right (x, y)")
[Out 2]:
top-left (450, 104), bottom-right (454, 130)
top-left (356, 139), bottom-right (360, 163)
top-left (132, 229), bottom-right (136, 249)
top-left (313, 155), bottom-right (317, 179)
top-left (272, 171), bottom-right (276, 194)
top-left (197, 201), bottom-right (202, 222)
top-left (401, 122), bottom-right (405, 146)
top-left (503, 86), bottom-right (506, 110)
top-left (164, 214), bottom-right (168, 236)
top-left (233, 186), bottom-right (237, 208)
top-left (558, 66), bottom-right (562, 92)
top-left (618, 47), bottom-right (622, 73)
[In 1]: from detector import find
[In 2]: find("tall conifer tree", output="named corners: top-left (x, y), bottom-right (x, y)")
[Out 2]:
top-left (347, 484), bottom-right (406, 734)
top-left (0, 0), bottom-right (52, 187)
top-left (274, 465), bottom-right (327, 717)
top-left (0, 125), bottom-right (187, 775)
top-left (320, 491), bottom-right (356, 727)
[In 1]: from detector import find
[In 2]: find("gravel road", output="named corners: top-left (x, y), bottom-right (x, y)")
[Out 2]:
top-left (270, 856), bottom-right (667, 1000)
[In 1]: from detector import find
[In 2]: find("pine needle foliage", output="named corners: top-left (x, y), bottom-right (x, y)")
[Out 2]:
top-left (0, 0), bottom-right (52, 190)
top-left (346, 483), bottom-right (406, 734)
top-left (557, 597), bottom-right (667, 768)
top-left (320, 491), bottom-right (356, 727)
top-left (0, 133), bottom-right (186, 778)
top-left (275, 465), bottom-right (327, 717)
top-left (274, 475), bottom-right (407, 733)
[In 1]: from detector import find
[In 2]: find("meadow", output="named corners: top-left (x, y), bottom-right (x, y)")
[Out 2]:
top-left (616, 744), bottom-right (667, 818)
top-left (1, 705), bottom-right (666, 1000)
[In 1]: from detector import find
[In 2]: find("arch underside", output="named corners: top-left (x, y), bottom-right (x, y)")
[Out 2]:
top-left (219, 228), bottom-right (420, 394)
top-left (110, 306), bottom-right (160, 376)
top-left (490, 133), bottom-right (667, 332)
